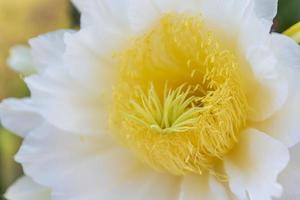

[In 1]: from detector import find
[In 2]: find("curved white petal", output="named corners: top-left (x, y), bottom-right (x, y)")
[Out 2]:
top-left (178, 174), bottom-right (232, 200)
top-left (29, 30), bottom-right (73, 73)
top-left (253, 0), bottom-right (278, 23)
top-left (270, 33), bottom-right (300, 69)
top-left (246, 70), bottom-right (288, 121)
top-left (25, 62), bottom-right (110, 135)
top-left (5, 176), bottom-right (51, 200)
top-left (73, 0), bottom-right (132, 30)
top-left (224, 128), bottom-right (289, 200)
top-left (0, 99), bottom-right (42, 137)
top-left (33, 17), bottom-right (133, 135)
top-left (51, 169), bottom-right (179, 200)
top-left (237, 5), bottom-right (288, 122)
top-left (7, 45), bottom-right (36, 76)
top-left (71, 0), bottom-right (83, 12)
top-left (31, 21), bottom-right (131, 135)
top-left (278, 144), bottom-right (300, 199)
top-left (63, 27), bottom-right (123, 93)
top-left (256, 34), bottom-right (300, 147)
top-left (257, 89), bottom-right (300, 148)
top-left (16, 123), bottom-right (180, 200)
top-left (127, 0), bottom-right (161, 33)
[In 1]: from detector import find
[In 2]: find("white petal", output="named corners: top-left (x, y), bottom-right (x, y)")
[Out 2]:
top-left (29, 30), bottom-right (73, 72)
top-left (253, 0), bottom-right (278, 22)
top-left (16, 123), bottom-right (180, 200)
top-left (78, 170), bottom-right (180, 200)
top-left (127, 0), bottom-right (161, 33)
top-left (270, 33), bottom-right (300, 69)
top-left (5, 176), bottom-right (50, 200)
top-left (152, 0), bottom-right (257, 34)
top-left (195, 0), bottom-right (255, 39)
top-left (246, 68), bottom-right (288, 121)
top-left (224, 128), bottom-right (289, 200)
top-left (178, 174), bottom-right (231, 200)
top-left (256, 90), bottom-right (300, 148)
top-left (27, 29), bottom-right (111, 135)
top-left (153, 0), bottom-right (202, 14)
top-left (71, 0), bottom-right (83, 12)
top-left (7, 45), bottom-right (36, 76)
top-left (63, 27), bottom-right (123, 93)
top-left (152, 0), bottom-right (180, 11)
top-left (38, 24), bottom-right (131, 135)
top-left (25, 64), bottom-right (109, 135)
top-left (255, 34), bottom-right (300, 147)
top-left (74, 0), bottom-right (132, 30)
top-left (278, 143), bottom-right (300, 199)
top-left (237, 7), bottom-right (288, 122)
top-left (0, 99), bottom-right (42, 137)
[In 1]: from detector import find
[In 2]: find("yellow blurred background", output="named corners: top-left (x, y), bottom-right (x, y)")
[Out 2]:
top-left (0, 0), bottom-right (299, 197)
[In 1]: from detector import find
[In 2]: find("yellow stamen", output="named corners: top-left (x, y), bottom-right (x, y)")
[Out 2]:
top-left (110, 13), bottom-right (248, 176)
top-left (283, 22), bottom-right (300, 43)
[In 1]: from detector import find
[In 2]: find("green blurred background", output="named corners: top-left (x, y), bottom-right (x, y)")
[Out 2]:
top-left (0, 0), bottom-right (299, 197)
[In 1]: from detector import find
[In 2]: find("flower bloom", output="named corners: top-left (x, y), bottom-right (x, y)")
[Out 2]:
top-left (2, 0), bottom-right (300, 199)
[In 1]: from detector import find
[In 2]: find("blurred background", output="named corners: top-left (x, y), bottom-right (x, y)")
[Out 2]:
top-left (0, 0), bottom-right (299, 197)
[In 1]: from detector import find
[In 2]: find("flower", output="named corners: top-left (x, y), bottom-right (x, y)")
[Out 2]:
top-left (1, 0), bottom-right (300, 199)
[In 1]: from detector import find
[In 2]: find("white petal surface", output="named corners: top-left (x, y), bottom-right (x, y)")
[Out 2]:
top-left (256, 34), bottom-right (300, 147)
top-left (178, 174), bottom-right (231, 200)
top-left (246, 69), bottom-right (288, 121)
top-left (224, 128), bottom-right (289, 200)
top-left (237, 5), bottom-right (288, 122)
top-left (127, 0), bottom-right (161, 33)
top-left (29, 30), bottom-right (72, 72)
top-left (26, 62), bottom-right (109, 135)
top-left (253, 0), bottom-right (278, 23)
top-left (16, 123), bottom-right (180, 200)
top-left (257, 88), bottom-right (300, 147)
top-left (5, 176), bottom-right (51, 200)
top-left (271, 33), bottom-right (300, 69)
top-left (63, 27), bottom-right (123, 93)
top-left (278, 144), bottom-right (300, 199)
top-left (73, 0), bottom-right (131, 30)
top-left (7, 45), bottom-right (36, 76)
top-left (24, 14), bottom-right (128, 135)
top-left (34, 16), bottom-right (131, 134)
top-left (0, 99), bottom-right (42, 137)
top-left (71, 0), bottom-right (83, 11)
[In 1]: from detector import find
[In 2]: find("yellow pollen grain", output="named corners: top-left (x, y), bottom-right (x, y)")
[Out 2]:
top-left (110, 13), bottom-right (248, 176)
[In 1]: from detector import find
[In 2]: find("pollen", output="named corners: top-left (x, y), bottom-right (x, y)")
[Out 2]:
top-left (110, 13), bottom-right (248, 176)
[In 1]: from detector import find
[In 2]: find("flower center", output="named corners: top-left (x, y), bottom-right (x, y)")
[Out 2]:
top-left (110, 13), bottom-right (248, 176)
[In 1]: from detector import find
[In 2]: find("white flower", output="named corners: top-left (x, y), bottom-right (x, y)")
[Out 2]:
top-left (1, 0), bottom-right (300, 199)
